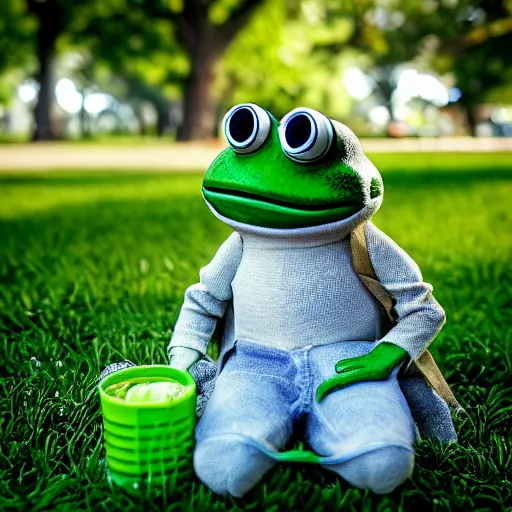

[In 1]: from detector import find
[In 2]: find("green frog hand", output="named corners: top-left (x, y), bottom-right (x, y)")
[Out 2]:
top-left (316, 342), bottom-right (408, 403)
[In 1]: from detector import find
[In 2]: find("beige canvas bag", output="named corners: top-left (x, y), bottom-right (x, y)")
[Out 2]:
top-left (350, 222), bottom-right (461, 410)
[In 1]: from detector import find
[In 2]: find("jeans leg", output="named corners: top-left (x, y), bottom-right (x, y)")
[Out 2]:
top-left (327, 446), bottom-right (414, 494)
top-left (306, 341), bottom-right (416, 494)
top-left (194, 438), bottom-right (276, 498)
top-left (194, 341), bottom-right (297, 497)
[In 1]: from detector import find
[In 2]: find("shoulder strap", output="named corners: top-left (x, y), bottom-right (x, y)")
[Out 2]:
top-left (349, 222), bottom-right (461, 411)
top-left (350, 222), bottom-right (396, 325)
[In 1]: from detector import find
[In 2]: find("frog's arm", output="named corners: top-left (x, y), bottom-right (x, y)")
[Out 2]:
top-left (168, 232), bottom-right (243, 369)
top-left (317, 222), bottom-right (446, 402)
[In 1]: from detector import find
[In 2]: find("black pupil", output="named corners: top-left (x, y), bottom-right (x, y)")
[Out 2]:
top-left (229, 108), bottom-right (255, 143)
top-left (285, 114), bottom-right (312, 148)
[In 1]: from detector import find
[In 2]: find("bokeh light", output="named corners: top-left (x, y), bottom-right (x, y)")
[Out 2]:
top-left (55, 78), bottom-right (82, 114)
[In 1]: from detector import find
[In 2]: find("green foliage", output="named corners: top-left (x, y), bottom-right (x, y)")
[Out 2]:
top-left (218, 0), bottom-right (356, 119)
top-left (72, 1), bottom-right (188, 95)
top-left (0, 155), bottom-right (511, 510)
top-left (3, 0), bottom-right (512, 138)
top-left (417, 0), bottom-right (512, 108)
top-left (0, 0), bottom-right (36, 104)
top-left (451, 33), bottom-right (512, 108)
top-left (0, 0), bottom-right (35, 71)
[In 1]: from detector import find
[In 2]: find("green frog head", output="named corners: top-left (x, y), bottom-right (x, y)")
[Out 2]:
top-left (202, 103), bottom-right (383, 230)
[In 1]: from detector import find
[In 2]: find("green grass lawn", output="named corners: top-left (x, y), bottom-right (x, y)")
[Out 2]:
top-left (1, 155), bottom-right (511, 511)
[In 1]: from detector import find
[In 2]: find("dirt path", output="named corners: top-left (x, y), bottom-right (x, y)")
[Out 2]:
top-left (0, 138), bottom-right (510, 171)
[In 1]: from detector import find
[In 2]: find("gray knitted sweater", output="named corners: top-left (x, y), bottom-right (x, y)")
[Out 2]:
top-left (169, 203), bottom-right (457, 442)
top-left (170, 204), bottom-right (445, 364)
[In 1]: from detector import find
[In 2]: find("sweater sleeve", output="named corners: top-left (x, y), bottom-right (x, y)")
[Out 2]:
top-left (168, 232), bottom-right (243, 356)
top-left (365, 222), bottom-right (446, 362)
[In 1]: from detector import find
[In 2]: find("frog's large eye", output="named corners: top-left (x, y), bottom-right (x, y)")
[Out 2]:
top-left (278, 107), bottom-right (334, 163)
top-left (223, 103), bottom-right (271, 154)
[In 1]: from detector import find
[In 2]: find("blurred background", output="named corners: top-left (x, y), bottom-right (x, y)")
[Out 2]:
top-left (1, 0), bottom-right (512, 149)
top-left (1, 3), bottom-right (512, 509)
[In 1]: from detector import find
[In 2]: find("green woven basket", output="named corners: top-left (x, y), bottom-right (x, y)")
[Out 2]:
top-left (98, 365), bottom-right (197, 488)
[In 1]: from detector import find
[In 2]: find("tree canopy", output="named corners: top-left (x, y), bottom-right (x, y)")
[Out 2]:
top-left (1, 0), bottom-right (511, 140)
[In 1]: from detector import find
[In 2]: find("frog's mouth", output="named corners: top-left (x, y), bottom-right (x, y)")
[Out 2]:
top-left (202, 186), bottom-right (364, 229)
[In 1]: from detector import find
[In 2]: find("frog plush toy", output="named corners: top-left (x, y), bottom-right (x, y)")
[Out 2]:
top-left (167, 104), bottom-right (459, 497)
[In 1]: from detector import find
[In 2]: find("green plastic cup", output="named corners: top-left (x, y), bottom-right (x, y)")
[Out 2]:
top-left (98, 365), bottom-right (197, 488)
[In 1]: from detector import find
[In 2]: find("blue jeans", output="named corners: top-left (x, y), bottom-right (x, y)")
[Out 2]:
top-left (194, 340), bottom-right (417, 497)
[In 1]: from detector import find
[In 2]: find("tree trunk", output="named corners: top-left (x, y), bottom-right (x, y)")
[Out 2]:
top-left (464, 104), bottom-right (479, 136)
top-left (177, 50), bottom-right (218, 141)
top-left (155, 104), bottom-right (169, 137)
top-left (134, 104), bottom-right (147, 136)
top-left (174, 1), bottom-right (264, 141)
top-left (79, 93), bottom-right (91, 139)
top-left (33, 24), bottom-right (57, 141)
